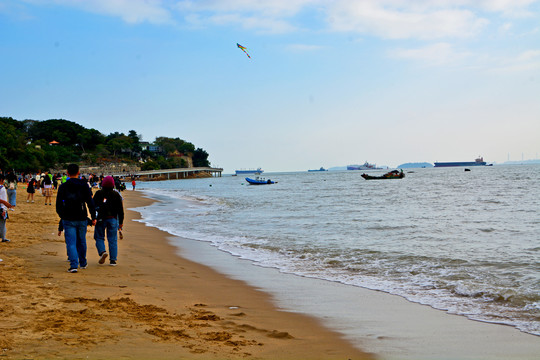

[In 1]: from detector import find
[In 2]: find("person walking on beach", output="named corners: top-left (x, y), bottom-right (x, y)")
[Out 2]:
top-left (5, 171), bottom-right (17, 207)
top-left (0, 174), bottom-right (14, 243)
top-left (26, 177), bottom-right (37, 203)
top-left (131, 179), bottom-right (136, 191)
top-left (93, 176), bottom-right (124, 266)
top-left (56, 164), bottom-right (96, 273)
top-left (42, 172), bottom-right (53, 205)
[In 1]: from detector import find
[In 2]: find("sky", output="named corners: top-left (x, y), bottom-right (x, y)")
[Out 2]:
top-left (1, 0), bottom-right (539, 172)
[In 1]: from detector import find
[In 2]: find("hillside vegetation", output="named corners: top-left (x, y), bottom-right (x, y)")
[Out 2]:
top-left (0, 117), bottom-right (210, 172)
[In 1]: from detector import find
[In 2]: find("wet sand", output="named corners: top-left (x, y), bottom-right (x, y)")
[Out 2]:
top-left (0, 188), bottom-right (372, 359)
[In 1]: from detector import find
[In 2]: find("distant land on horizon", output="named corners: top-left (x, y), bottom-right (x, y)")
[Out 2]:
top-left (500, 159), bottom-right (540, 165)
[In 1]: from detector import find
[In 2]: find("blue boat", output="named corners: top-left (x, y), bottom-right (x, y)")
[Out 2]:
top-left (245, 177), bottom-right (275, 185)
top-left (434, 156), bottom-right (488, 167)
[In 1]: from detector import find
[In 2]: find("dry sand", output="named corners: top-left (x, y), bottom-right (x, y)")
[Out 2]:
top-left (0, 188), bottom-right (373, 359)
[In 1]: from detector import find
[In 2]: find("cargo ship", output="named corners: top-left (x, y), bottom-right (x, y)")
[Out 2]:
top-left (308, 167), bottom-right (328, 172)
top-left (235, 168), bottom-right (263, 175)
top-left (347, 162), bottom-right (381, 170)
top-left (434, 156), bottom-right (488, 167)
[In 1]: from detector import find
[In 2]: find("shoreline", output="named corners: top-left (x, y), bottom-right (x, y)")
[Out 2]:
top-left (0, 189), bottom-right (372, 359)
top-left (136, 187), bottom-right (540, 360)
top-left (177, 235), bottom-right (540, 359)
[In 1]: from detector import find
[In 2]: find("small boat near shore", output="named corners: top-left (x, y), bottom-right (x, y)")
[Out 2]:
top-left (361, 170), bottom-right (405, 180)
top-left (245, 177), bottom-right (275, 185)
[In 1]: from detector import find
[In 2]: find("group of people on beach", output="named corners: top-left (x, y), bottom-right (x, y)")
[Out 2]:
top-left (23, 171), bottom-right (130, 205)
top-left (25, 172), bottom-right (66, 204)
top-left (0, 164), bottom-right (127, 272)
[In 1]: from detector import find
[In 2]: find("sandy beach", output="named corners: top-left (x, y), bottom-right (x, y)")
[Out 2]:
top-left (0, 188), bottom-right (372, 359)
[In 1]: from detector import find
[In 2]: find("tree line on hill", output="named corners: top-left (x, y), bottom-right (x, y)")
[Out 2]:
top-left (0, 117), bottom-right (210, 172)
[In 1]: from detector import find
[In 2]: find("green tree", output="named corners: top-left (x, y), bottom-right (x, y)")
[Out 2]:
top-left (140, 160), bottom-right (160, 171)
top-left (0, 119), bottom-right (27, 170)
top-left (107, 135), bottom-right (133, 158)
top-left (28, 119), bottom-right (86, 146)
top-left (192, 148), bottom-right (210, 167)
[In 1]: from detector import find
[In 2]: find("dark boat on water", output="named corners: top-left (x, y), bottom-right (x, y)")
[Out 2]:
top-left (245, 177), bottom-right (275, 185)
top-left (308, 167), bottom-right (328, 172)
top-left (434, 156), bottom-right (488, 167)
top-left (361, 170), bottom-right (405, 180)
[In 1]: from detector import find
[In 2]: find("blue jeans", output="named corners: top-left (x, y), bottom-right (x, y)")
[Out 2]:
top-left (63, 220), bottom-right (88, 269)
top-left (0, 218), bottom-right (6, 240)
top-left (7, 189), bottom-right (16, 206)
top-left (94, 218), bottom-right (118, 261)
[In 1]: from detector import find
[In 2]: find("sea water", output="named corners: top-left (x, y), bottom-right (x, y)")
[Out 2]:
top-left (133, 165), bottom-right (540, 337)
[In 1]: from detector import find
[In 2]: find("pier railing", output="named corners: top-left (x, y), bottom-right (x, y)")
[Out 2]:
top-left (109, 167), bottom-right (223, 180)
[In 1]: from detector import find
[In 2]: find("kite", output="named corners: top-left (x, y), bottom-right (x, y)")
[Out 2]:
top-left (237, 43), bottom-right (251, 59)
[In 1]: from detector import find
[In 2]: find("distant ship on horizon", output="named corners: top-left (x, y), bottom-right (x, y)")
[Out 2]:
top-left (434, 156), bottom-right (489, 167)
top-left (308, 167), bottom-right (328, 172)
top-left (235, 168), bottom-right (263, 175)
top-left (347, 162), bottom-right (381, 170)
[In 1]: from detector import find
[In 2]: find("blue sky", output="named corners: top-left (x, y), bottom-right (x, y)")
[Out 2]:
top-left (1, 0), bottom-right (539, 172)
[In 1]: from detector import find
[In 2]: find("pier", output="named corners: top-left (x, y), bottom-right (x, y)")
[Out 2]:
top-left (111, 167), bottom-right (223, 180)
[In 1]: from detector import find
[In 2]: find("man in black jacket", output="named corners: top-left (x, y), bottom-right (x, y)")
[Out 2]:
top-left (56, 164), bottom-right (96, 273)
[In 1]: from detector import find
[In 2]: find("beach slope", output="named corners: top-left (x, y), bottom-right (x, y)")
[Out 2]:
top-left (0, 190), bottom-right (372, 359)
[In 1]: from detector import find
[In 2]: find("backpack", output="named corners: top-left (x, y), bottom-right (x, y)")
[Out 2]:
top-left (61, 185), bottom-right (86, 219)
top-left (96, 191), bottom-right (116, 220)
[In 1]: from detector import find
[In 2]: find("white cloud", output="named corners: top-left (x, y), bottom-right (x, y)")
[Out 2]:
top-left (20, 0), bottom-right (540, 37)
top-left (24, 0), bottom-right (173, 24)
top-left (175, 0), bottom-right (539, 38)
top-left (206, 13), bottom-right (297, 33)
top-left (286, 43), bottom-right (325, 52)
top-left (175, 0), bottom-right (319, 33)
top-left (326, 1), bottom-right (490, 39)
top-left (175, 0), bottom-right (319, 17)
top-left (499, 22), bottom-right (513, 32)
top-left (474, 0), bottom-right (538, 17)
top-left (390, 42), bottom-right (540, 73)
top-left (517, 49), bottom-right (540, 61)
top-left (362, 0), bottom-right (538, 16)
top-left (390, 42), bottom-right (471, 65)
top-left (490, 49), bottom-right (540, 72)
